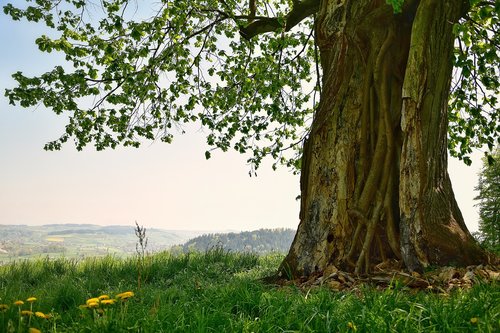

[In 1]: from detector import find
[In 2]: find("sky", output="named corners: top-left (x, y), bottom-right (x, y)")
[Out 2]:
top-left (0, 4), bottom-right (486, 232)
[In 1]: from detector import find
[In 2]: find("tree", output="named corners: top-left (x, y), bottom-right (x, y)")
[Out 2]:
top-left (3, 0), bottom-right (499, 276)
top-left (474, 147), bottom-right (500, 254)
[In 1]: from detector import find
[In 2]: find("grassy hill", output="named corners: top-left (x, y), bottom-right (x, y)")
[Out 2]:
top-left (0, 250), bottom-right (498, 332)
top-left (0, 224), bottom-right (202, 264)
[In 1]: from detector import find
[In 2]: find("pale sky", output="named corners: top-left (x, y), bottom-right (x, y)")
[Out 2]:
top-left (0, 6), bottom-right (484, 232)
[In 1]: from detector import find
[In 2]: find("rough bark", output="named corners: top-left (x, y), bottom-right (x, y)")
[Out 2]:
top-left (399, 0), bottom-right (488, 271)
top-left (279, 0), bottom-right (491, 278)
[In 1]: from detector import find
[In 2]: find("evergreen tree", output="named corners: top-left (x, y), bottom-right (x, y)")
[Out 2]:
top-left (474, 148), bottom-right (500, 254)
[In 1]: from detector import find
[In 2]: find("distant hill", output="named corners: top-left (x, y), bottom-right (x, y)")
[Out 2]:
top-left (0, 224), bottom-right (203, 264)
top-left (0, 224), bottom-right (297, 264)
top-left (177, 228), bottom-right (296, 254)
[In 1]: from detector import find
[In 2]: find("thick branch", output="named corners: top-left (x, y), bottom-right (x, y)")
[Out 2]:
top-left (240, 0), bottom-right (320, 39)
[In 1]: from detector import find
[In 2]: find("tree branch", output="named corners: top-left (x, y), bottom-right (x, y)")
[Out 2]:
top-left (239, 0), bottom-right (320, 40)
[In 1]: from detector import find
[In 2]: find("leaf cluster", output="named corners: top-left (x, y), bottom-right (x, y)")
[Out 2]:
top-left (3, 0), bottom-right (319, 172)
top-left (449, 0), bottom-right (500, 165)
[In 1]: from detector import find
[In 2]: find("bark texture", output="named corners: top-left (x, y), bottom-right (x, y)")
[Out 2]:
top-left (280, 0), bottom-right (490, 277)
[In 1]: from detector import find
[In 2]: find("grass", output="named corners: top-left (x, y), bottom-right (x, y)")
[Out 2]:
top-left (0, 248), bottom-right (498, 332)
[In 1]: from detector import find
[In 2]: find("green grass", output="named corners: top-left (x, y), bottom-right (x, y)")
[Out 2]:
top-left (0, 249), bottom-right (498, 332)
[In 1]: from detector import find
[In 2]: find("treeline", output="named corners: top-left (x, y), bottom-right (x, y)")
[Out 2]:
top-left (47, 226), bottom-right (133, 236)
top-left (174, 228), bottom-right (296, 254)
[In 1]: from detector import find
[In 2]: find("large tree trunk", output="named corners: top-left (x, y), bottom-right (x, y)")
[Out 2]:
top-left (280, 0), bottom-right (489, 277)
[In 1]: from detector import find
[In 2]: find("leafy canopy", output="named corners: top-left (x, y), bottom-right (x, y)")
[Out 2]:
top-left (3, 0), bottom-right (499, 170)
top-left (450, 0), bottom-right (500, 165)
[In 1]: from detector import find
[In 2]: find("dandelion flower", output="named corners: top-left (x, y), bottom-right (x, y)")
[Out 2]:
top-left (26, 297), bottom-right (37, 303)
top-left (86, 298), bottom-right (99, 306)
top-left (347, 322), bottom-right (357, 331)
top-left (14, 300), bottom-right (24, 306)
top-left (101, 299), bottom-right (115, 305)
top-left (98, 295), bottom-right (110, 300)
top-left (116, 291), bottom-right (134, 300)
top-left (28, 328), bottom-right (41, 333)
top-left (0, 304), bottom-right (9, 311)
top-left (87, 301), bottom-right (99, 309)
top-left (21, 310), bottom-right (33, 316)
top-left (470, 317), bottom-right (479, 324)
top-left (35, 311), bottom-right (47, 319)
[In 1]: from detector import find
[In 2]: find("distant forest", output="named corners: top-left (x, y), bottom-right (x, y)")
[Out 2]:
top-left (174, 228), bottom-right (296, 254)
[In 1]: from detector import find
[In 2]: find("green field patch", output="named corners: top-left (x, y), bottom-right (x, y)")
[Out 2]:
top-left (46, 237), bottom-right (65, 242)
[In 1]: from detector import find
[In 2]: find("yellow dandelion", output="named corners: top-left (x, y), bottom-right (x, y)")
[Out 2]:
top-left (28, 328), bottom-right (41, 333)
top-left (116, 291), bottom-right (134, 300)
top-left (98, 295), bottom-right (110, 300)
top-left (14, 300), bottom-right (24, 306)
top-left (86, 298), bottom-right (99, 306)
top-left (35, 311), bottom-right (47, 319)
top-left (0, 304), bottom-right (9, 311)
top-left (101, 299), bottom-right (115, 305)
top-left (347, 322), bottom-right (357, 331)
top-left (470, 317), bottom-right (479, 324)
top-left (87, 301), bottom-right (99, 309)
top-left (26, 297), bottom-right (37, 303)
top-left (21, 310), bottom-right (33, 316)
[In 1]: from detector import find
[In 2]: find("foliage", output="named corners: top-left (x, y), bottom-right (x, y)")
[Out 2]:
top-left (474, 147), bottom-right (500, 254)
top-left (3, 0), bottom-right (318, 172)
top-left (449, 0), bottom-right (500, 165)
top-left (0, 251), bottom-right (499, 332)
top-left (3, 0), bottom-right (498, 171)
top-left (385, 0), bottom-right (404, 13)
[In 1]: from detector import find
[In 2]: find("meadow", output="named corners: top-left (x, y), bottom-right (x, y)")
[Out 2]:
top-left (0, 248), bottom-right (498, 332)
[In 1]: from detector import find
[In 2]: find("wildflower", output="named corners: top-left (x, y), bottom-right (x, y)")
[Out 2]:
top-left (116, 291), bottom-right (134, 300)
top-left (0, 304), bottom-right (9, 311)
top-left (26, 297), bottom-right (37, 303)
top-left (101, 299), bottom-right (115, 305)
top-left (98, 295), bottom-right (110, 300)
top-left (21, 310), bottom-right (33, 316)
top-left (87, 301), bottom-right (99, 309)
top-left (14, 300), bottom-right (24, 306)
top-left (86, 298), bottom-right (99, 306)
top-left (470, 317), bottom-right (479, 324)
top-left (28, 328), bottom-right (41, 333)
top-left (347, 322), bottom-right (357, 331)
top-left (35, 311), bottom-right (47, 319)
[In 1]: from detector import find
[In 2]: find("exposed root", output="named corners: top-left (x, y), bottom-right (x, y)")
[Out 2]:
top-left (355, 193), bottom-right (384, 274)
top-left (350, 24), bottom-right (399, 274)
top-left (346, 209), bottom-right (369, 263)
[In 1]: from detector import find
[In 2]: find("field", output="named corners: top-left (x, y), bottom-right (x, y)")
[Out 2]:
top-left (0, 249), bottom-right (498, 332)
top-left (0, 224), bottom-right (203, 265)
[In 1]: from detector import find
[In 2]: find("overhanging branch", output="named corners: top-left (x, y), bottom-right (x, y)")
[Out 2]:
top-left (239, 0), bottom-right (320, 40)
